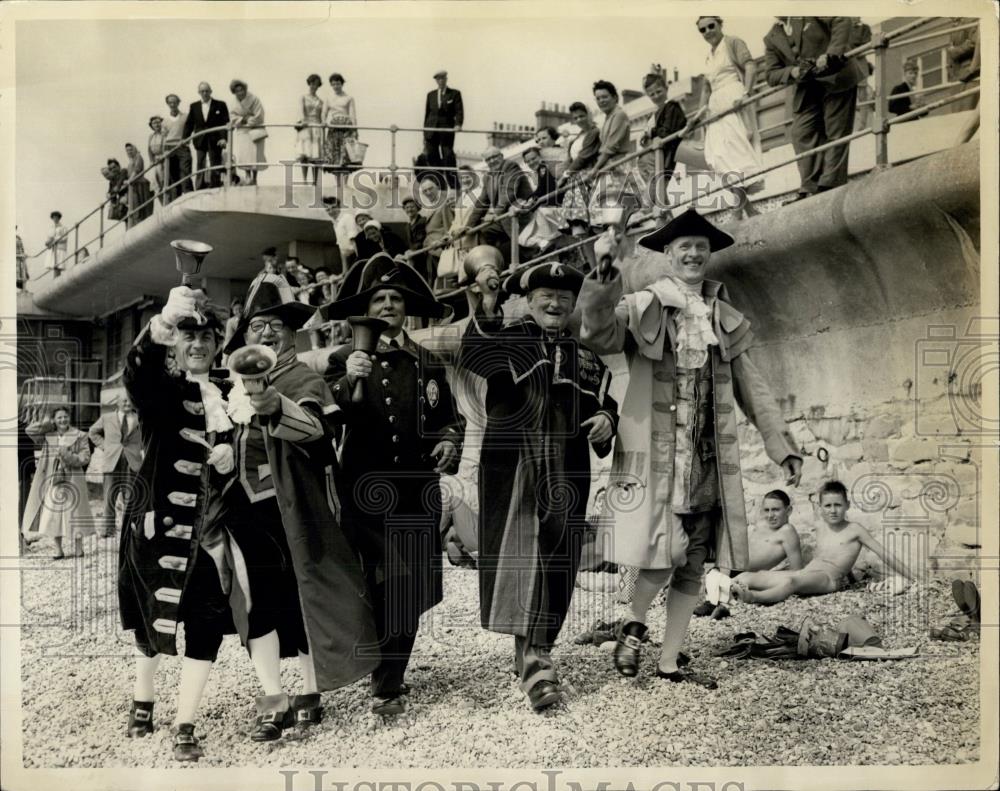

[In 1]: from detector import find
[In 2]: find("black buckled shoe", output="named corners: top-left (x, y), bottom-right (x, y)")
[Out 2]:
top-left (251, 693), bottom-right (292, 742)
top-left (284, 693), bottom-right (324, 740)
top-left (126, 700), bottom-right (154, 738)
top-left (613, 620), bottom-right (648, 677)
top-left (172, 722), bottom-right (204, 762)
top-left (372, 696), bottom-right (407, 716)
top-left (527, 680), bottom-right (561, 712)
top-left (656, 667), bottom-right (718, 690)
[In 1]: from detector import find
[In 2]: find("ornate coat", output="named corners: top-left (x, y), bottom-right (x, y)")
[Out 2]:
top-left (119, 329), bottom-right (234, 656)
top-left (458, 314), bottom-right (618, 643)
top-left (579, 272), bottom-right (800, 572)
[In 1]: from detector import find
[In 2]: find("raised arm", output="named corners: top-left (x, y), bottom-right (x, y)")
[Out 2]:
top-left (577, 268), bottom-right (631, 355)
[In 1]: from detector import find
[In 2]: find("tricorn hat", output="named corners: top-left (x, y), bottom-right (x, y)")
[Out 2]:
top-left (503, 261), bottom-right (584, 297)
top-left (223, 273), bottom-right (316, 353)
top-left (321, 253), bottom-right (449, 320)
top-left (637, 208), bottom-right (735, 253)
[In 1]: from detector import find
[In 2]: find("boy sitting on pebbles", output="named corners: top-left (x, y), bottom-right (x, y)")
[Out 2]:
top-left (731, 480), bottom-right (915, 605)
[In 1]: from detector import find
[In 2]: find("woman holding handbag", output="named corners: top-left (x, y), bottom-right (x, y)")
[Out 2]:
top-left (323, 73), bottom-right (359, 174)
top-left (229, 79), bottom-right (268, 186)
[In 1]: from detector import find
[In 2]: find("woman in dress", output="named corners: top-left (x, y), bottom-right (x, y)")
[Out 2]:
top-left (323, 73), bottom-right (358, 174)
top-left (147, 116), bottom-right (167, 205)
top-left (102, 158), bottom-right (129, 222)
top-left (229, 79), bottom-right (268, 186)
top-left (124, 144), bottom-right (154, 227)
top-left (586, 80), bottom-right (633, 227)
top-left (296, 74), bottom-right (326, 184)
top-left (21, 405), bottom-right (95, 559)
top-left (691, 16), bottom-right (763, 217)
top-left (558, 101), bottom-right (601, 234)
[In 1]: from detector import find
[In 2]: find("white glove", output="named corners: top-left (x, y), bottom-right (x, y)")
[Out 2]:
top-left (160, 285), bottom-right (206, 327)
top-left (206, 443), bottom-right (234, 475)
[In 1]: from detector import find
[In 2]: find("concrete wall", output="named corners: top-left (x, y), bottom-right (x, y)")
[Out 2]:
top-left (613, 143), bottom-right (983, 580)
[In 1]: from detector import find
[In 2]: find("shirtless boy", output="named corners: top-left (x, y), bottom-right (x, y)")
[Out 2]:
top-left (732, 480), bottom-right (914, 605)
top-left (694, 489), bottom-right (802, 617)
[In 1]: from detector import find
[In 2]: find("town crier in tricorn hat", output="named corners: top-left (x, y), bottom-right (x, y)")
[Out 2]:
top-left (321, 253), bottom-right (449, 321)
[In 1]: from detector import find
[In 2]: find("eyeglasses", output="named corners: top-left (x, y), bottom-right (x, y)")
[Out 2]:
top-left (248, 318), bottom-right (286, 334)
top-left (698, 22), bottom-right (717, 33)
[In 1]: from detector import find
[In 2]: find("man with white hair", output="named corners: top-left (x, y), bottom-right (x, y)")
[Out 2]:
top-left (182, 82), bottom-right (230, 188)
top-left (457, 146), bottom-right (532, 263)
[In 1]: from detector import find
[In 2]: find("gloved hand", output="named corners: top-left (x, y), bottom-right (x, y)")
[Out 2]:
top-left (160, 285), bottom-right (207, 327)
top-left (206, 443), bottom-right (234, 475)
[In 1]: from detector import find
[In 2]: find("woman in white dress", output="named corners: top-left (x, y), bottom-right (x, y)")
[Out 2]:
top-left (229, 79), bottom-right (268, 186)
top-left (21, 406), bottom-right (95, 559)
top-left (693, 16), bottom-right (763, 217)
top-left (296, 74), bottom-right (326, 184)
top-left (323, 73), bottom-right (358, 173)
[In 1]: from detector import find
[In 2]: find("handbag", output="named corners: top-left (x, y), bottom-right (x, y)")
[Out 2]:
top-left (248, 127), bottom-right (269, 143)
top-left (343, 137), bottom-right (368, 164)
top-left (436, 246), bottom-right (460, 278)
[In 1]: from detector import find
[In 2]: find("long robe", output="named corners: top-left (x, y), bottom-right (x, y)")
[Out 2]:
top-left (579, 272), bottom-right (800, 572)
top-left (458, 314), bottom-right (619, 643)
top-left (233, 355), bottom-right (379, 690)
top-left (21, 423), bottom-right (94, 541)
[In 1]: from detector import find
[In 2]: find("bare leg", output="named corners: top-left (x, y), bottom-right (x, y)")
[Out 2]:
top-left (736, 570), bottom-right (837, 605)
top-left (248, 630), bottom-right (283, 696)
top-left (298, 651), bottom-right (317, 695)
top-left (629, 567), bottom-right (673, 624)
top-left (174, 658), bottom-right (213, 725)
top-left (133, 651), bottom-right (162, 702)
top-left (53, 537), bottom-right (64, 558)
top-left (657, 587), bottom-right (700, 674)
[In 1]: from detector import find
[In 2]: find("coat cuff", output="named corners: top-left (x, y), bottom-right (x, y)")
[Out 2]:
top-left (267, 394), bottom-right (324, 443)
top-left (578, 269), bottom-right (625, 313)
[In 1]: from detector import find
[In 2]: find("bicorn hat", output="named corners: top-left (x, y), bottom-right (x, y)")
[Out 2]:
top-left (223, 273), bottom-right (316, 353)
top-left (637, 208), bottom-right (735, 253)
top-left (503, 261), bottom-right (584, 297)
top-left (320, 253), bottom-right (448, 320)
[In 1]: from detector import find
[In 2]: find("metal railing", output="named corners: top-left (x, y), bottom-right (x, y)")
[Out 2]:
top-left (28, 16), bottom-right (978, 293)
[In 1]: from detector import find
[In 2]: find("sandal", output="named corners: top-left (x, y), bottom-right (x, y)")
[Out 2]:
top-left (126, 700), bottom-right (154, 738)
top-left (172, 723), bottom-right (204, 762)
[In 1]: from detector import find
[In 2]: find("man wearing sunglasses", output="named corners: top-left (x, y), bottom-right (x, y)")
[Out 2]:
top-left (763, 17), bottom-right (867, 201)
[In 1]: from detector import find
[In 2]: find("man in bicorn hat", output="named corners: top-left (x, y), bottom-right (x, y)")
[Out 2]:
top-left (578, 208), bottom-right (802, 689)
top-left (322, 254), bottom-right (464, 716)
top-left (216, 272), bottom-right (379, 740)
top-left (458, 260), bottom-right (619, 711)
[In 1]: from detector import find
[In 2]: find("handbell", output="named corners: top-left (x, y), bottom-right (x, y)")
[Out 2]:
top-left (228, 344), bottom-right (277, 395)
top-left (348, 316), bottom-right (389, 403)
top-left (459, 244), bottom-right (504, 290)
top-left (171, 239), bottom-right (214, 286)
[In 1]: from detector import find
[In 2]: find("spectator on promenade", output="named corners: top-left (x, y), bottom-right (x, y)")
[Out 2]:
top-left (163, 94), bottom-right (194, 200)
top-left (45, 211), bottom-right (69, 275)
top-left (148, 116), bottom-right (167, 204)
top-left (403, 197), bottom-right (430, 282)
top-left (183, 82), bottom-right (230, 189)
top-left (419, 178), bottom-right (455, 288)
top-left (323, 73), bottom-right (358, 174)
top-left (947, 18), bottom-right (979, 112)
top-left (587, 80), bottom-right (634, 226)
top-left (459, 146), bottom-right (532, 263)
top-left (101, 159), bottom-right (129, 222)
top-left (423, 70), bottom-right (463, 188)
top-left (229, 79), bottom-right (268, 186)
top-left (296, 74), bottom-right (326, 184)
top-left (558, 102), bottom-right (601, 235)
top-left (639, 72), bottom-right (687, 215)
top-left (534, 126), bottom-right (566, 178)
top-left (294, 266), bottom-right (316, 304)
top-left (88, 395), bottom-right (142, 538)
top-left (362, 220), bottom-right (407, 260)
top-left (260, 246), bottom-right (284, 277)
top-left (517, 146), bottom-right (562, 252)
top-left (16, 227), bottom-right (28, 289)
top-left (350, 211), bottom-right (378, 264)
top-left (125, 143), bottom-right (154, 227)
top-left (222, 296), bottom-right (245, 361)
top-left (889, 60), bottom-right (926, 119)
top-left (691, 16), bottom-right (763, 218)
top-left (763, 16), bottom-right (867, 202)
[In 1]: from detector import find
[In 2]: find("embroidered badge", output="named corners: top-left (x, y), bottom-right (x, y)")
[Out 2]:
top-left (426, 379), bottom-right (440, 408)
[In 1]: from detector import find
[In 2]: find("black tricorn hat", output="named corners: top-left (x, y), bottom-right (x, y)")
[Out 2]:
top-left (503, 261), bottom-right (585, 296)
top-left (637, 208), bottom-right (735, 253)
top-left (176, 309), bottom-right (224, 333)
top-left (320, 253), bottom-right (449, 320)
top-left (223, 273), bottom-right (316, 354)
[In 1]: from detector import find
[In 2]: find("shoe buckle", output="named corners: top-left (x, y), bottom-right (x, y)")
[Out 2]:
top-left (261, 712), bottom-right (281, 724)
top-left (622, 634), bottom-right (643, 650)
top-left (133, 709), bottom-right (151, 722)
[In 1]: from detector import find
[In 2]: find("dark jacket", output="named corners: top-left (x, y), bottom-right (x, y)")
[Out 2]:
top-left (183, 98), bottom-right (231, 151)
top-left (467, 159), bottom-right (533, 236)
top-left (424, 87), bottom-right (464, 131)
top-left (646, 101), bottom-right (687, 178)
top-left (529, 162), bottom-right (559, 207)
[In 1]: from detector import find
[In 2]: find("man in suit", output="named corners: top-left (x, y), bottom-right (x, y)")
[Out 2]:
top-left (889, 60), bottom-right (927, 120)
top-left (182, 82), bottom-right (230, 189)
top-left (763, 17), bottom-right (866, 201)
top-left (423, 70), bottom-right (464, 188)
top-left (458, 147), bottom-right (533, 263)
top-left (88, 394), bottom-right (143, 536)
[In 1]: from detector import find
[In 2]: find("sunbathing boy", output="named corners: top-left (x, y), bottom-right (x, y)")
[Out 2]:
top-left (694, 489), bottom-right (803, 617)
top-left (731, 480), bottom-right (915, 605)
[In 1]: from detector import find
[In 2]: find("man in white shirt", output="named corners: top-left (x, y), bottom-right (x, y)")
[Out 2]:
top-left (163, 94), bottom-right (194, 201)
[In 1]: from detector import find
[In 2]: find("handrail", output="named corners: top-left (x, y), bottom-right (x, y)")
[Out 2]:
top-left (27, 16), bottom-right (975, 287)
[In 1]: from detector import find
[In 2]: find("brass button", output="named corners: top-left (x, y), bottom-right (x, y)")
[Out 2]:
top-left (669, 404), bottom-right (677, 412)
top-left (418, 379), bottom-right (423, 386)
top-left (163, 516), bottom-right (175, 527)
top-left (381, 378), bottom-right (389, 386)
top-left (393, 456), bottom-right (400, 464)
top-left (419, 396), bottom-right (425, 403)
top-left (392, 435), bottom-right (400, 443)
top-left (389, 415), bottom-right (397, 424)
top-left (385, 397), bottom-right (393, 405)
top-left (381, 361), bottom-right (390, 370)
